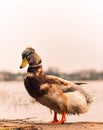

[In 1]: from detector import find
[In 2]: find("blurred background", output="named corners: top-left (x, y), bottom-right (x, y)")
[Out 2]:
top-left (0, 0), bottom-right (103, 122)
top-left (0, 0), bottom-right (103, 73)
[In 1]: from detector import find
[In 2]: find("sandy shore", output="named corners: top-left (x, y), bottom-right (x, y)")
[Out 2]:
top-left (39, 122), bottom-right (103, 130)
top-left (0, 120), bottom-right (103, 130)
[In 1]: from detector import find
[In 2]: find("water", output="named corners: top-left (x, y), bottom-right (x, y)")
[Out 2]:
top-left (0, 81), bottom-right (103, 122)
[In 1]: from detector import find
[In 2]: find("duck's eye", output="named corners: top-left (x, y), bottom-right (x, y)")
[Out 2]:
top-left (22, 55), bottom-right (27, 59)
top-left (27, 56), bottom-right (31, 61)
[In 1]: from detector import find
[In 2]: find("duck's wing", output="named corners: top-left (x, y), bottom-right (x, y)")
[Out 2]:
top-left (45, 75), bottom-right (87, 92)
top-left (45, 75), bottom-right (92, 101)
top-left (45, 75), bottom-right (73, 88)
top-left (45, 75), bottom-right (88, 90)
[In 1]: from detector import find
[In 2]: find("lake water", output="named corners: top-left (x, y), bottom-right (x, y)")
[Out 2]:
top-left (0, 81), bottom-right (103, 123)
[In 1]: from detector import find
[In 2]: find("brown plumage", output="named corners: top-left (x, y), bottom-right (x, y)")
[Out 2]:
top-left (20, 47), bottom-right (93, 124)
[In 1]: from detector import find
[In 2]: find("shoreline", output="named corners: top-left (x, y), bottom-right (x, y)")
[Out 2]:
top-left (0, 120), bottom-right (103, 130)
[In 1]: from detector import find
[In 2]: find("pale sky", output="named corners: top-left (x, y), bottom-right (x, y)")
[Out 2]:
top-left (0, 0), bottom-right (103, 73)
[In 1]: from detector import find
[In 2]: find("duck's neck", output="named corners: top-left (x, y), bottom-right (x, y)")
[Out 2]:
top-left (27, 65), bottom-right (43, 76)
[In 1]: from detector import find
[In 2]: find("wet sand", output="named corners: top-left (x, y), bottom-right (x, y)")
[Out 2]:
top-left (0, 120), bottom-right (103, 130)
top-left (40, 122), bottom-right (103, 130)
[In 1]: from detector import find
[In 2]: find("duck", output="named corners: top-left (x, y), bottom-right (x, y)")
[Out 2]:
top-left (20, 47), bottom-right (93, 124)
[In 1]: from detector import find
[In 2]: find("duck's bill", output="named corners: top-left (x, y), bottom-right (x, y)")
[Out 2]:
top-left (20, 58), bottom-right (28, 69)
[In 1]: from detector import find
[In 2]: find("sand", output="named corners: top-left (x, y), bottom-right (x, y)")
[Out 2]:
top-left (0, 120), bottom-right (103, 130)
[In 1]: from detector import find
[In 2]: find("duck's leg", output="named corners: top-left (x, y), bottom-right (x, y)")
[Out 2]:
top-left (48, 111), bottom-right (58, 123)
top-left (53, 112), bottom-right (66, 124)
top-left (51, 111), bottom-right (58, 123)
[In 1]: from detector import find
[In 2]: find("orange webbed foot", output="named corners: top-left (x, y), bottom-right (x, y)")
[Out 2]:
top-left (51, 111), bottom-right (66, 124)
top-left (53, 112), bottom-right (66, 124)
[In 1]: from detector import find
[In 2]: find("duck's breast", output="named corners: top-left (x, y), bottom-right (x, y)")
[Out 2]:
top-left (24, 76), bottom-right (43, 99)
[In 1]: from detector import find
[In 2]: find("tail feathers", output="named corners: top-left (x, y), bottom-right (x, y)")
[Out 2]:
top-left (86, 93), bottom-right (94, 105)
top-left (82, 87), bottom-right (94, 106)
top-left (74, 83), bottom-right (94, 106)
top-left (78, 83), bottom-right (94, 105)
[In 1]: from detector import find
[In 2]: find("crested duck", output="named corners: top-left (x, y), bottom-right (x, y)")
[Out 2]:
top-left (20, 47), bottom-right (93, 124)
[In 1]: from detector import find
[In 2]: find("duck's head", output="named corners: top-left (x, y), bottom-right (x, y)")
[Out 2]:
top-left (20, 47), bottom-right (42, 69)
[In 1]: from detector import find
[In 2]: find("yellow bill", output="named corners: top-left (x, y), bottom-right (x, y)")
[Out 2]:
top-left (20, 58), bottom-right (28, 68)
